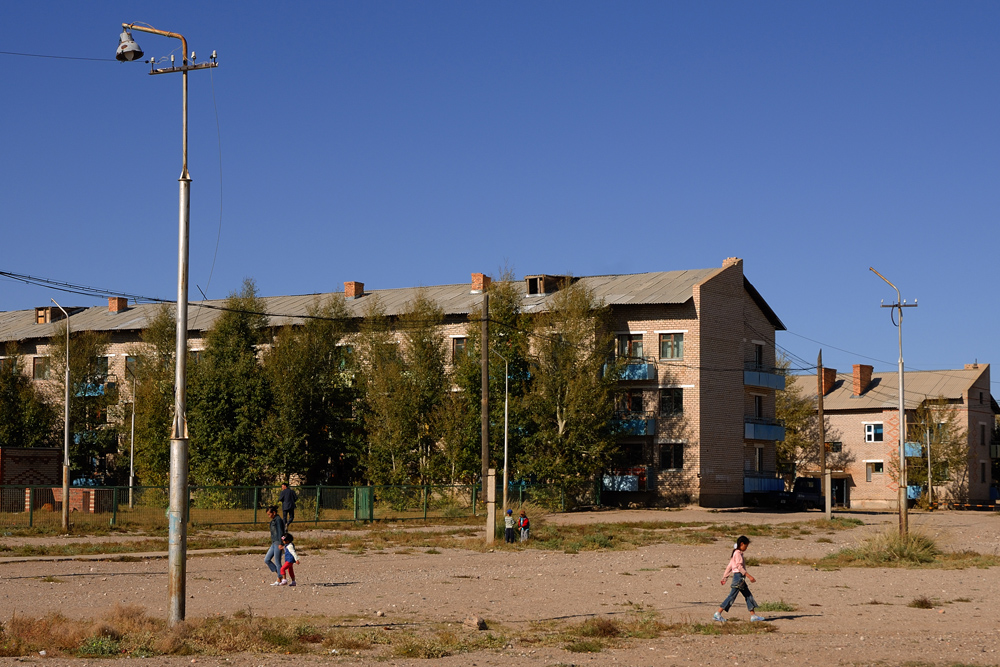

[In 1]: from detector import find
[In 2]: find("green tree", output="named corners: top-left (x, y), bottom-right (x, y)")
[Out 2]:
top-left (453, 275), bottom-right (533, 484)
top-left (0, 344), bottom-right (59, 448)
top-left (519, 283), bottom-right (618, 501)
top-left (904, 398), bottom-right (969, 502)
top-left (128, 304), bottom-right (177, 486)
top-left (262, 294), bottom-right (357, 484)
top-left (49, 327), bottom-right (119, 482)
top-left (776, 357), bottom-right (846, 482)
top-left (187, 279), bottom-right (273, 486)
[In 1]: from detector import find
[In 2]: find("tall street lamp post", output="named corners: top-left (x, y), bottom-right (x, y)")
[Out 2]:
top-left (491, 349), bottom-right (510, 511)
top-left (870, 267), bottom-right (917, 536)
top-left (51, 298), bottom-right (71, 531)
top-left (116, 23), bottom-right (217, 625)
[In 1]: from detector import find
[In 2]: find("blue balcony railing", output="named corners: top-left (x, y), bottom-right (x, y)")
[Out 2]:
top-left (744, 417), bottom-right (785, 442)
top-left (613, 411), bottom-right (656, 436)
top-left (743, 362), bottom-right (785, 390)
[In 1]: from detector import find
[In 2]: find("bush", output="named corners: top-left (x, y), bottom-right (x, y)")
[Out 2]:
top-left (826, 530), bottom-right (938, 567)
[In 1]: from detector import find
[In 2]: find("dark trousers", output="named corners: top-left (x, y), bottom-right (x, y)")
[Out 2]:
top-left (504, 527), bottom-right (516, 543)
top-left (283, 508), bottom-right (295, 525)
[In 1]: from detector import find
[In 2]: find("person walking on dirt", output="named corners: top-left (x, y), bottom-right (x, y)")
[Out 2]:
top-left (714, 535), bottom-right (765, 623)
top-left (278, 532), bottom-right (300, 586)
top-left (278, 482), bottom-right (298, 526)
top-left (264, 506), bottom-right (286, 586)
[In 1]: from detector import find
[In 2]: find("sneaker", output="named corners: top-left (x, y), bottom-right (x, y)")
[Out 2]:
top-left (750, 615), bottom-right (765, 622)
top-left (712, 612), bottom-right (725, 623)
top-left (278, 579), bottom-right (288, 586)
top-left (270, 580), bottom-right (282, 586)
top-left (288, 581), bottom-right (296, 587)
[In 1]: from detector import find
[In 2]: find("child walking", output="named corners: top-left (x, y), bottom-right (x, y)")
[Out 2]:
top-left (279, 532), bottom-right (300, 587)
top-left (517, 510), bottom-right (530, 542)
top-left (504, 509), bottom-right (517, 543)
top-left (714, 535), bottom-right (764, 622)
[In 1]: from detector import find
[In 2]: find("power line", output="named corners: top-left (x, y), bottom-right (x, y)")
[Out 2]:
top-left (0, 50), bottom-right (116, 62)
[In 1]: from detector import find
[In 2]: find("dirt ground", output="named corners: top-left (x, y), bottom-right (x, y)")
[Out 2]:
top-left (2, 507), bottom-right (1000, 667)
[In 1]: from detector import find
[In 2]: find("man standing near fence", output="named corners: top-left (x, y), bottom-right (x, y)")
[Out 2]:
top-left (279, 482), bottom-right (298, 526)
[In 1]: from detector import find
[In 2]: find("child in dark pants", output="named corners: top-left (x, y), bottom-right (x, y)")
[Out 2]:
top-left (504, 509), bottom-right (517, 543)
top-left (714, 535), bottom-right (764, 622)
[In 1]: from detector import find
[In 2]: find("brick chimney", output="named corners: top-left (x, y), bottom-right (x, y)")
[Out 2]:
top-left (821, 367), bottom-right (837, 395)
top-left (108, 297), bottom-right (129, 313)
top-left (344, 281), bottom-right (364, 300)
top-left (852, 364), bottom-right (873, 396)
top-left (722, 257), bottom-right (742, 269)
top-left (965, 363), bottom-right (980, 370)
top-left (471, 273), bottom-right (491, 294)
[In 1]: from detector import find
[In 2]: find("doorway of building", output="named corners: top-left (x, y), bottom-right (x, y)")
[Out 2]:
top-left (832, 478), bottom-right (849, 507)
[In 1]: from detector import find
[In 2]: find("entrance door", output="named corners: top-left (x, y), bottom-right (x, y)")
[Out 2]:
top-left (831, 478), bottom-right (848, 507)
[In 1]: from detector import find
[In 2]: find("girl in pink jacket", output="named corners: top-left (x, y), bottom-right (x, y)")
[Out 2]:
top-left (714, 535), bottom-right (764, 622)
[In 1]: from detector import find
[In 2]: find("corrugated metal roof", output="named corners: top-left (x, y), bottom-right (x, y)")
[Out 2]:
top-left (789, 367), bottom-right (988, 410)
top-left (0, 267), bottom-right (775, 342)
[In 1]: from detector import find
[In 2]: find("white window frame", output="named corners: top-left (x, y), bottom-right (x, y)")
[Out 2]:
top-left (864, 422), bottom-right (884, 443)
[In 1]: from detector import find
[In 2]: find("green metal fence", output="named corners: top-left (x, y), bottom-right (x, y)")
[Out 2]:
top-left (0, 483), bottom-right (485, 530)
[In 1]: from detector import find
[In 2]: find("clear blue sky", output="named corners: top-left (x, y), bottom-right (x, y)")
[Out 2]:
top-left (2, 2), bottom-right (998, 382)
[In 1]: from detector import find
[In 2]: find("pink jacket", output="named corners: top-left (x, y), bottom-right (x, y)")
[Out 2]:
top-left (721, 548), bottom-right (747, 582)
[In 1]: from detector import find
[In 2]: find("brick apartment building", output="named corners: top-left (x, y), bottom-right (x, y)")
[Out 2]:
top-left (0, 257), bottom-right (785, 507)
top-left (789, 363), bottom-right (997, 509)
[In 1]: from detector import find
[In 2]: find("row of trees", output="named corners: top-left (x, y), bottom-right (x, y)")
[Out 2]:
top-left (0, 277), bottom-right (624, 497)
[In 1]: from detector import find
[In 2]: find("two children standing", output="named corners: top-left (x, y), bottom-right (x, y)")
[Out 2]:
top-left (504, 509), bottom-right (531, 543)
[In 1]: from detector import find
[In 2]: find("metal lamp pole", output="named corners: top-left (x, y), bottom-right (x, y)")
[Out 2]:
top-left (117, 23), bottom-right (217, 625)
top-left (491, 350), bottom-right (510, 510)
top-left (51, 298), bottom-right (71, 532)
top-left (870, 267), bottom-right (917, 536)
top-left (127, 365), bottom-right (137, 508)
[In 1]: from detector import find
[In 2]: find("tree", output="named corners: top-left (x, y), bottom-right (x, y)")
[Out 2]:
top-left (0, 343), bottom-right (59, 448)
top-left (519, 283), bottom-right (619, 500)
top-left (776, 356), bottom-right (847, 481)
top-left (262, 295), bottom-right (357, 484)
top-left (128, 304), bottom-right (177, 486)
top-left (187, 279), bottom-right (273, 486)
top-left (453, 274), bottom-right (533, 485)
top-left (48, 327), bottom-right (119, 482)
top-left (904, 398), bottom-right (969, 502)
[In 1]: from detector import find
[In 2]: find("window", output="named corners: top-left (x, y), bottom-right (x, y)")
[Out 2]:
top-left (826, 441), bottom-right (842, 453)
top-left (615, 443), bottom-right (645, 467)
top-left (618, 334), bottom-right (644, 359)
top-left (980, 391), bottom-right (984, 405)
top-left (659, 333), bottom-right (683, 360)
top-left (865, 461), bottom-right (884, 482)
top-left (659, 388), bottom-right (683, 416)
top-left (865, 423), bottom-right (884, 442)
top-left (95, 356), bottom-right (109, 378)
top-left (32, 357), bottom-right (50, 380)
top-left (452, 337), bottom-right (466, 364)
top-left (0, 357), bottom-right (14, 373)
top-left (190, 350), bottom-right (204, 365)
top-left (755, 446), bottom-right (764, 472)
top-left (125, 355), bottom-right (139, 378)
top-left (982, 461), bottom-right (987, 484)
top-left (753, 395), bottom-right (764, 419)
top-left (753, 343), bottom-right (763, 368)
top-left (982, 424), bottom-right (988, 448)
top-left (660, 443), bottom-right (683, 470)
top-left (620, 390), bottom-right (644, 413)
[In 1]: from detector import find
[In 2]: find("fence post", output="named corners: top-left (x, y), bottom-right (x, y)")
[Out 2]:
top-left (111, 487), bottom-right (118, 527)
top-left (314, 485), bottom-right (321, 525)
top-left (28, 487), bottom-right (34, 528)
top-left (253, 487), bottom-right (259, 525)
top-left (472, 485), bottom-right (477, 517)
top-left (423, 485), bottom-right (428, 520)
top-left (519, 485), bottom-right (523, 506)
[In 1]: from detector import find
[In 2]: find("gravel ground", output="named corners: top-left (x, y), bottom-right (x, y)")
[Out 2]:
top-left (2, 508), bottom-right (1000, 667)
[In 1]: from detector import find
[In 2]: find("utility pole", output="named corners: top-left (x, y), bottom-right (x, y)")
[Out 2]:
top-left (926, 425), bottom-right (932, 509)
top-left (51, 299), bottom-right (71, 533)
top-left (817, 350), bottom-right (831, 519)
top-left (870, 267), bottom-right (917, 536)
top-left (481, 292), bottom-right (492, 541)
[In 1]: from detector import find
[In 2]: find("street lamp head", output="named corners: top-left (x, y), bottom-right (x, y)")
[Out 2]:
top-left (116, 28), bottom-right (144, 62)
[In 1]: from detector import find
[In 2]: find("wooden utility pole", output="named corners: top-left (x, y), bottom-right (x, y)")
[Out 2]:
top-left (818, 350), bottom-right (831, 519)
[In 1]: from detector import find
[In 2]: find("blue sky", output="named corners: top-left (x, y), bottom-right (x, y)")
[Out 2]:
top-left (2, 2), bottom-right (998, 383)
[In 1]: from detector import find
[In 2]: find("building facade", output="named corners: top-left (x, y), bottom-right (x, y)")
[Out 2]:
top-left (0, 257), bottom-right (785, 507)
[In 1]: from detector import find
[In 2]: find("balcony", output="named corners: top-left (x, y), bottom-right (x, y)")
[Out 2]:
top-left (743, 362), bottom-right (785, 390)
top-left (604, 357), bottom-right (657, 381)
top-left (602, 466), bottom-right (650, 492)
top-left (74, 374), bottom-right (117, 398)
top-left (613, 411), bottom-right (656, 437)
top-left (744, 416), bottom-right (785, 441)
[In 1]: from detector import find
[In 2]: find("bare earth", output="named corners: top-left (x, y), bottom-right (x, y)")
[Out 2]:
top-left (2, 508), bottom-right (1000, 667)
